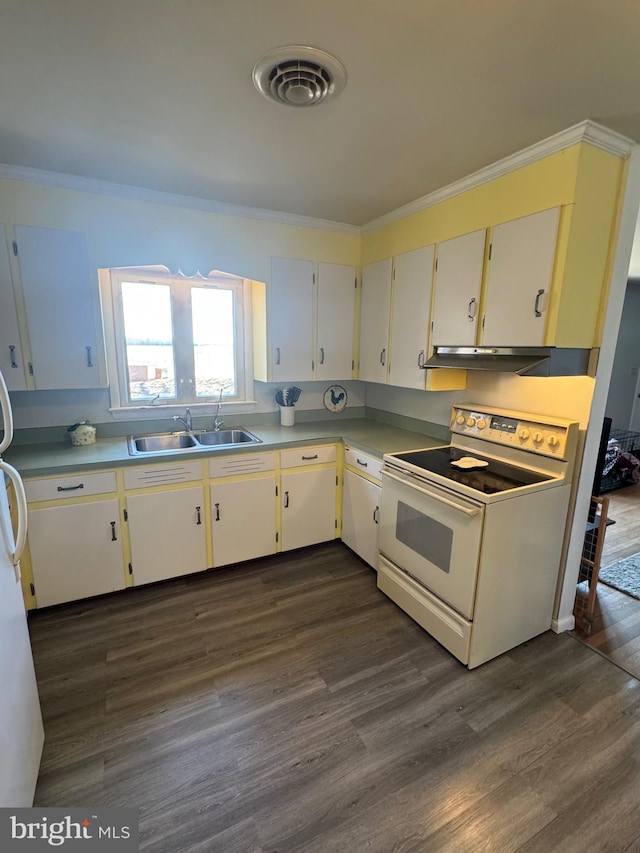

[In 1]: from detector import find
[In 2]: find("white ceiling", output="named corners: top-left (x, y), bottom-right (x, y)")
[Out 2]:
top-left (1, 0), bottom-right (640, 228)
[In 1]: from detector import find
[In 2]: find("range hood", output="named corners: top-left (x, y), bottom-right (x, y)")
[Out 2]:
top-left (424, 346), bottom-right (596, 377)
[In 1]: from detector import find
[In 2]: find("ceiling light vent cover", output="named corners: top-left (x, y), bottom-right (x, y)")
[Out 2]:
top-left (252, 46), bottom-right (346, 108)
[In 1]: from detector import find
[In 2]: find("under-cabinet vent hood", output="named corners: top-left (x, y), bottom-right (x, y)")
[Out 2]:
top-left (424, 346), bottom-right (596, 377)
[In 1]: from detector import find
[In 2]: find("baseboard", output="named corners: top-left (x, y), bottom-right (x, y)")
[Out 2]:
top-left (552, 615), bottom-right (575, 633)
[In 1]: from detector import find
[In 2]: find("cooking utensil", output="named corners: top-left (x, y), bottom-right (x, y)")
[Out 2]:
top-left (275, 389), bottom-right (285, 407)
top-left (288, 386), bottom-right (301, 405)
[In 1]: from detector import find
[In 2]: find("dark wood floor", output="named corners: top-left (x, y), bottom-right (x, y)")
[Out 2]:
top-left (574, 484), bottom-right (640, 680)
top-left (30, 542), bottom-right (640, 852)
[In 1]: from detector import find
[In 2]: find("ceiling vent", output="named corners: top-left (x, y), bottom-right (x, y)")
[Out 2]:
top-left (252, 46), bottom-right (347, 108)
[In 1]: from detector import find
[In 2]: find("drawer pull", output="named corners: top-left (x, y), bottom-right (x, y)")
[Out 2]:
top-left (110, 521), bottom-right (117, 541)
top-left (9, 345), bottom-right (18, 369)
top-left (301, 454), bottom-right (318, 461)
top-left (57, 483), bottom-right (84, 492)
top-left (214, 502), bottom-right (220, 521)
top-left (356, 458), bottom-right (368, 467)
top-left (196, 506), bottom-right (202, 525)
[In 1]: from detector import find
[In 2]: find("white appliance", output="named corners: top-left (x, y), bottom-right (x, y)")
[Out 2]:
top-left (378, 405), bottom-right (579, 668)
top-left (0, 368), bottom-right (43, 804)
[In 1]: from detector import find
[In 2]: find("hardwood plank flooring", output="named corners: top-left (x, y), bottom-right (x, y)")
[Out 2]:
top-left (574, 484), bottom-right (640, 680)
top-left (30, 542), bottom-right (640, 852)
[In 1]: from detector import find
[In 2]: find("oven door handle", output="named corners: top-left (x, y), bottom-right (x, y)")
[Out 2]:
top-left (382, 468), bottom-right (482, 517)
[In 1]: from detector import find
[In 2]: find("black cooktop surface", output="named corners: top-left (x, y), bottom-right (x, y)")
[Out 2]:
top-left (390, 446), bottom-right (554, 494)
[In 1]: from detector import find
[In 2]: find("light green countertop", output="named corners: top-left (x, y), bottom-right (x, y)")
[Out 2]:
top-left (5, 418), bottom-right (448, 478)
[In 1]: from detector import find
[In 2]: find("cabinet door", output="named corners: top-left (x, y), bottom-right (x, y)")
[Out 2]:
top-left (127, 486), bottom-right (207, 585)
top-left (281, 467), bottom-right (336, 551)
top-left (28, 499), bottom-right (125, 607)
top-left (432, 229), bottom-right (486, 347)
top-left (14, 225), bottom-right (104, 390)
top-left (316, 262), bottom-right (356, 380)
top-left (270, 257), bottom-right (314, 382)
top-left (341, 470), bottom-right (381, 570)
top-left (358, 258), bottom-right (392, 383)
top-left (482, 208), bottom-right (560, 346)
top-left (388, 245), bottom-right (434, 389)
top-left (211, 475), bottom-right (276, 567)
top-left (0, 226), bottom-right (27, 390)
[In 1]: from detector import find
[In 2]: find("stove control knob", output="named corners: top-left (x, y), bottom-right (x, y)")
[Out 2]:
top-left (532, 431), bottom-right (544, 444)
top-left (519, 428), bottom-right (530, 440)
top-left (477, 419), bottom-right (487, 430)
top-left (466, 417), bottom-right (476, 428)
top-left (547, 434), bottom-right (560, 448)
top-left (456, 415), bottom-right (466, 425)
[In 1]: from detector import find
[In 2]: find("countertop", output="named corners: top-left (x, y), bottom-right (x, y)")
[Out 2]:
top-left (5, 418), bottom-right (448, 478)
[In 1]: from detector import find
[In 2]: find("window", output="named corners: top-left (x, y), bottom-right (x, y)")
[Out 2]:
top-left (108, 267), bottom-right (247, 408)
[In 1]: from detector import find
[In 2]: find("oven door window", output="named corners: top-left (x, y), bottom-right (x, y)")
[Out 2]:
top-left (396, 500), bottom-right (453, 573)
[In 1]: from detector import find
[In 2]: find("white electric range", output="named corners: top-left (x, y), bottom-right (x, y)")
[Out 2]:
top-left (377, 405), bottom-right (579, 668)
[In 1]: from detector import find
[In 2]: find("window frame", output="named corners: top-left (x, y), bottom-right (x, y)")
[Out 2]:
top-left (103, 266), bottom-right (254, 416)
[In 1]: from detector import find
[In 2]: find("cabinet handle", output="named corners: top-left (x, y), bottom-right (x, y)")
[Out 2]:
top-left (534, 289), bottom-right (545, 318)
top-left (319, 347), bottom-right (325, 365)
top-left (57, 483), bottom-right (84, 492)
top-left (86, 345), bottom-right (93, 367)
top-left (356, 458), bottom-right (368, 468)
top-left (8, 345), bottom-right (18, 369)
top-left (380, 348), bottom-right (386, 366)
top-left (214, 502), bottom-right (220, 521)
top-left (417, 350), bottom-right (425, 369)
top-left (275, 347), bottom-right (281, 365)
top-left (467, 297), bottom-right (477, 320)
top-left (301, 454), bottom-right (318, 460)
top-left (110, 521), bottom-right (117, 541)
top-left (373, 506), bottom-right (379, 524)
top-left (284, 490), bottom-right (290, 508)
top-left (196, 506), bottom-right (202, 525)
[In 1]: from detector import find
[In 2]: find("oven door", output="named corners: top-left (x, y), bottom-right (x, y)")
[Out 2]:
top-left (379, 466), bottom-right (484, 619)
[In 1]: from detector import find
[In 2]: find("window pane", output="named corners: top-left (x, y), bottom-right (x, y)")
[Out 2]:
top-left (121, 281), bottom-right (176, 400)
top-left (192, 287), bottom-right (236, 397)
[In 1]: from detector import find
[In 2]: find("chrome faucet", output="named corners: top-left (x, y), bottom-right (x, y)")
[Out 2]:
top-left (173, 407), bottom-right (193, 432)
top-left (213, 388), bottom-right (224, 431)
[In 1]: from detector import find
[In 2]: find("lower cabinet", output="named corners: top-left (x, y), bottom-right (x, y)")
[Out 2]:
top-left (342, 469), bottom-right (382, 570)
top-left (211, 475), bottom-right (277, 567)
top-left (28, 499), bottom-right (125, 607)
top-left (281, 466), bottom-right (337, 551)
top-left (126, 486), bottom-right (208, 585)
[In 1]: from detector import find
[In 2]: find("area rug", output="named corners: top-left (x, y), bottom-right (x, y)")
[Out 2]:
top-left (599, 552), bottom-right (640, 600)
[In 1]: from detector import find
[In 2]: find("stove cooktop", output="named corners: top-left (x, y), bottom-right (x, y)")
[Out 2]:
top-left (388, 446), bottom-right (554, 495)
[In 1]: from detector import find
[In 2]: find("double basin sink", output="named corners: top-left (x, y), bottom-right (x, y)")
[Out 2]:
top-left (128, 428), bottom-right (261, 456)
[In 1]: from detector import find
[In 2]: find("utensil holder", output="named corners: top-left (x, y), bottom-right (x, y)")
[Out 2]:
top-left (280, 406), bottom-right (295, 427)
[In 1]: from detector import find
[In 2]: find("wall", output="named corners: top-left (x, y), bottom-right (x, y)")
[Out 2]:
top-left (605, 279), bottom-right (640, 429)
top-left (0, 175), bottom-right (361, 431)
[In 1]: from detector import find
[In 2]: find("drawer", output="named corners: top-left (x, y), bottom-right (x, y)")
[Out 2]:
top-left (124, 461), bottom-right (203, 490)
top-left (209, 452), bottom-right (276, 478)
top-left (344, 446), bottom-right (383, 481)
top-left (280, 445), bottom-right (337, 469)
top-left (25, 471), bottom-right (117, 503)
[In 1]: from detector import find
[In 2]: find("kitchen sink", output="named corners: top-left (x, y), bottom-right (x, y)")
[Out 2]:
top-left (195, 429), bottom-right (261, 446)
top-left (127, 428), bottom-right (261, 455)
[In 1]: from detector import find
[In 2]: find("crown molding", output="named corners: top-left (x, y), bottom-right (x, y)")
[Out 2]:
top-left (362, 120), bottom-right (638, 234)
top-left (0, 163), bottom-right (361, 235)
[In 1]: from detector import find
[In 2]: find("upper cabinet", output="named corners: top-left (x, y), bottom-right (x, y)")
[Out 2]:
top-left (431, 229), bottom-right (486, 347)
top-left (12, 225), bottom-right (106, 390)
top-left (253, 257), bottom-right (356, 383)
top-left (358, 258), bottom-right (392, 384)
top-left (481, 208), bottom-right (560, 347)
top-left (388, 245), bottom-right (435, 389)
top-left (316, 262), bottom-right (356, 381)
top-left (0, 226), bottom-right (27, 391)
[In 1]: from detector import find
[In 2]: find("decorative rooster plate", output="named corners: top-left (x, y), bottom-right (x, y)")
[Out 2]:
top-left (323, 385), bottom-right (347, 413)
